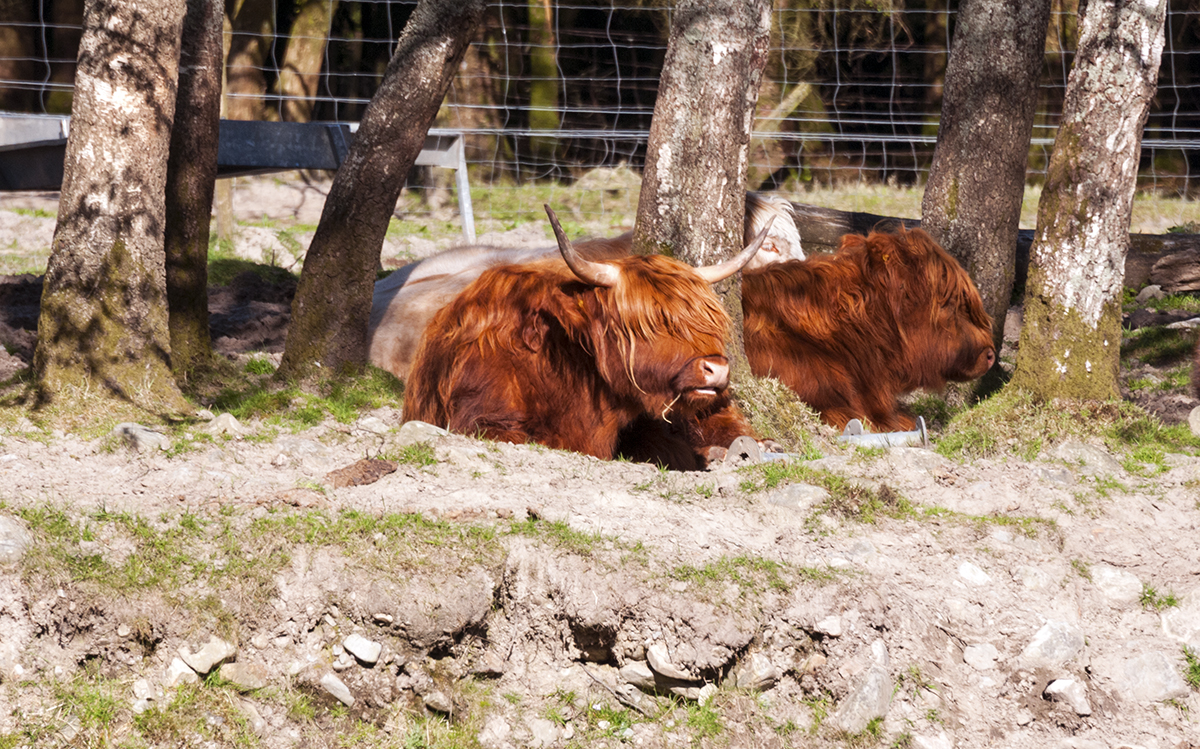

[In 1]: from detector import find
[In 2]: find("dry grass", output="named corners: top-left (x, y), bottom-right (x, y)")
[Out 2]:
top-left (733, 374), bottom-right (836, 457)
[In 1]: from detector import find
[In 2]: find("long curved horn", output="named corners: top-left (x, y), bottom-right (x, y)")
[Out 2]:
top-left (694, 216), bottom-right (775, 284)
top-left (545, 204), bottom-right (619, 287)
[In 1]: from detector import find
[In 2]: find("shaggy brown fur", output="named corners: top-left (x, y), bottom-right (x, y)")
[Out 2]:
top-left (742, 228), bottom-right (995, 431)
top-left (404, 255), bottom-right (736, 460)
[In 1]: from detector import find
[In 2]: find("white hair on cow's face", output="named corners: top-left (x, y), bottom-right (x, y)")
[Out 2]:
top-left (744, 191), bottom-right (804, 270)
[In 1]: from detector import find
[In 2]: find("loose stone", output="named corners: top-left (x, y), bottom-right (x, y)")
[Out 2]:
top-left (1018, 621), bottom-right (1084, 670)
top-left (646, 643), bottom-right (693, 681)
top-left (165, 657), bottom-right (200, 687)
top-left (179, 636), bottom-right (237, 675)
top-left (619, 660), bottom-right (657, 691)
top-left (831, 664), bottom-right (891, 733)
top-left (343, 633), bottom-right (383, 665)
top-left (424, 690), bottom-right (453, 713)
top-left (963, 643), bottom-right (999, 671)
top-left (1044, 678), bottom-right (1092, 716)
top-left (219, 662), bottom-right (269, 691)
top-left (320, 672), bottom-right (355, 707)
top-left (0, 515), bottom-right (33, 565)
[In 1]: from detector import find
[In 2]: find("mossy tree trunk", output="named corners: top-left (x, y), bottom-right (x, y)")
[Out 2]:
top-left (921, 0), bottom-right (1051, 361)
top-left (527, 0), bottom-right (559, 165)
top-left (0, 0), bottom-right (36, 111)
top-left (1011, 0), bottom-right (1168, 401)
top-left (277, 0), bottom-right (337, 123)
top-left (165, 0), bottom-right (224, 380)
top-left (224, 0), bottom-right (273, 121)
top-left (34, 0), bottom-right (191, 416)
top-left (631, 0), bottom-right (772, 379)
top-left (277, 0), bottom-right (486, 381)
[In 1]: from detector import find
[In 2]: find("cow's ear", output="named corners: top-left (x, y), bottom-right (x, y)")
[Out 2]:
top-left (521, 313), bottom-right (549, 352)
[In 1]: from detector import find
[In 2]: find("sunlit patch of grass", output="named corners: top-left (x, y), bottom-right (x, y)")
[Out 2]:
top-left (668, 554), bottom-right (801, 594)
top-left (937, 387), bottom-right (1200, 462)
top-left (1184, 646), bottom-right (1200, 690)
top-left (506, 516), bottom-right (614, 556)
top-left (920, 506), bottom-right (1059, 541)
top-left (206, 256), bottom-right (299, 287)
top-left (1127, 291), bottom-right (1200, 314)
top-left (734, 375), bottom-right (830, 458)
top-left (1121, 325), bottom-right (1199, 367)
top-left (739, 460), bottom-right (915, 526)
top-left (1140, 584), bottom-right (1180, 612)
top-left (209, 366), bottom-right (403, 430)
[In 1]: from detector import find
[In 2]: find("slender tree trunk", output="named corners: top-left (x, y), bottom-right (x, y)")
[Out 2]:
top-left (35, 0), bottom-right (190, 415)
top-left (278, 0), bottom-right (486, 380)
top-left (527, 0), bottom-right (559, 164)
top-left (224, 0), bottom-right (273, 121)
top-left (921, 0), bottom-right (1051, 361)
top-left (165, 0), bottom-right (224, 379)
top-left (631, 0), bottom-right (772, 376)
top-left (1012, 0), bottom-right (1168, 400)
top-left (46, 0), bottom-right (84, 113)
top-left (278, 0), bottom-right (337, 123)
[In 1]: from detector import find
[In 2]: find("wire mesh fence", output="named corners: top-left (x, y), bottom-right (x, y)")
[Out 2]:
top-left (2, 0), bottom-right (1199, 224)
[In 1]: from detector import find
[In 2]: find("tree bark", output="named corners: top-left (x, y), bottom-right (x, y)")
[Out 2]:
top-left (165, 0), bottom-right (224, 379)
top-left (224, 0), bottom-right (273, 121)
top-left (277, 0), bottom-right (337, 123)
top-left (34, 0), bottom-right (190, 415)
top-left (921, 0), bottom-right (1051, 359)
top-left (631, 0), bottom-right (772, 376)
top-left (1011, 0), bottom-right (1168, 401)
top-left (278, 0), bottom-right (486, 380)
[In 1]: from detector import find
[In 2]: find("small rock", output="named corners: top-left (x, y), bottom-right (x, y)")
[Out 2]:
top-left (646, 643), bottom-right (693, 681)
top-left (696, 684), bottom-right (717, 706)
top-left (1091, 565), bottom-right (1142, 604)
top-left (766, 482), bottom-right (829, 511)
top-left (132, 678), bottom-right (152, 700)
top-left (1018, 621), bottom-right (1084, 670)
top-left (732, 652), bottom-right (782, 691)
top-left (219, 662), bottom-right (269, 691)
top-left (319, 672), bottom-right (355, 707)
top-left (958, 561), bottom-right (991, 586)
top-left (1189, 406), bottom-right (1200, 438)
top-left (526, 716), bottom-right (560, 747)
top-left (1015, 709), bottom-right (1034, 726)
top-left (1134, 284), bottom-right (1165, 304)
top-left (356, 416), bottom-right (389, 435)
top-left (1110, 651), bottom-right (1190, 703)
top-left (831, 664), bottom-right (891, 733)
top-left (343, 633), bottom-right (382, 665)
top-left (392, 421), bottom-right (449, 447)
top-left (131, 698), bottom-right (152, 714)
top-left (423, 690), bottom-right (453, 713)
top-left (912, 733), bottom-right (954, 749)
top-left (179, 636), bottom-right (237, 675)
top-left (1044, 678), bottom-right (1092, 716)
top-left (239, 699), bottom-right (267, 734)
top-left (203, 413), bottom-right (245, 437)
top-left (0, 515), bottom-right (33, 565)
top-left (620, 660), bottom-right (657, 691)
top-left (111, 423), bottom-right (171, 453)
top-left (815, 616), bottom-right (843, 637)
top-left (1050, 442), bottom-right (1123, 478)
top-left (195, 409), bottom-right (215, 421)
top-left (479, 715), bottom-right (512, 749)
top-left (117, 624), bottom-right (131, 638)
top-left (963, 643), bottom-right (998, 671)
top-left (165, 657), bottom-right (200, 687)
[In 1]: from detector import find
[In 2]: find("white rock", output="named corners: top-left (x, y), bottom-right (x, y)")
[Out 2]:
top-left (913, 733), bottom-right (954, 749)
top-left (963, 643), bottom-right (999, 671)
top-left (1050, 442), bottom-right (1123, 478)
top-left (219, 661), bottom-right (269, 691)
top-left (958, 561), bottom-right (991, 586)
top-left (1045, 678), bottom-right (1092, 716)
top-left (0, 515), bottom-right (33, 565)
top-left (526, 716), bottom-right (560, 747)
top-left (393, 420), bottom-right (449, 447)
top-left (343, 633), bottom-right (382, 665)
top-left (132, 678), bottom-right (152, 700)
top-left (1161, 587), bottom-right (1200, 650)
top-left (732, 652), bottom-right (782, 691)
top-left (1189, 405), bottom-right (1200, 438)
top-left (767, 483), bottom-right (829, 511)
top-left (356, 416), bottom-right (389, 435)
top-left (830, 664), bottom-right (891, 733)
top-left (423, 690), bottom-right (453, 713)
top-left (1091, 565), bottom-right (1142, 604)
top-left (697, 684), bottom-right (718, 706)
top-left (478, 716), bottom-right (512, 749)
top-left (619, 660), bottom-right (656, 690)
top-left (203, 413), bottom-right (245, 437)
top-left (1015, 565), bottom-right (1053, 591)
top-left (1134, 284), bottom-right (1165, 304)
top-left (1110, 652), bottom-right (1190, 703)
top-left (165, 657), bottom-right (199, 687)
top-left (646, 643), bottom-right (693, 681)
top-left (111, 422), bottom-right (171, 452)
top-left (179, 636), bottom-right (237, 675)
top-left (815, 615), bottom-right (843, 637)
top-left (1018, 621), bottom-right (1084, 670)
top-left (319, 672), bottom-right (354, 706)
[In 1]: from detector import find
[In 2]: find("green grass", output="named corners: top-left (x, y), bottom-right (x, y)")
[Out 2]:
top-left (1185, 646), bottom-right (1200, 690)
top-left (739, 460), bottom-right (916, 526)
top-left (11, 206), bottom-right (56, 219)
top-left (208, 365), bottom-right (403, 430)
top-left (506, 517), bottom-right (613, 556)
top-left (668, 554), bottom-right (796, 594)
top-left (1140, 584), bottom-right (1180, 612)
top-left (919, 506), bottom-right (1059, 541)
top-left (1071, 558), bottom-right (1093, 582)
top-left (1121, 325), bottom-right (1199, 367)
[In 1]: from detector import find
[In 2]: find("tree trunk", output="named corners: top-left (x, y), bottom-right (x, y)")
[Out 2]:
top-left (224, 0), bottom-right (273, 121)
top-left (277, 0), bottom-right (337, 123)
top-left (35, 0), bottom-right (190, 416)
top-left (278, 0), bottom-right (486, 381)
top-left (631, 0), bottom-right (772, 377)
top-left (921, 0), bottom-right (1051, 359)
top-left (165, 0), bottom-right (224, 380)
top-left (1011, 0), bottom-right (1168, 401)
top-left (527, 0), bottom-right (560, 165)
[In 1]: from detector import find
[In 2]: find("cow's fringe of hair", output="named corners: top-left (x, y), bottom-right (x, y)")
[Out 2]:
top-left (746, 192), bottom-right (804, 261)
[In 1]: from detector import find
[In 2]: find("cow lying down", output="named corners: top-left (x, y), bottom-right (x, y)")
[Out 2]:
top-left (368, 191), bottom-right (802, 383)
top-left (743, 227), bottom-right (996, 431)
top-left (403, 206), bottom-right (772, 462)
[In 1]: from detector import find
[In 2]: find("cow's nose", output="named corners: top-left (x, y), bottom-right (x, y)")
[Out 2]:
top-left (702, 358), bottom-right (729, 389)
top-left (985, 349), bottom-right (996, 368)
